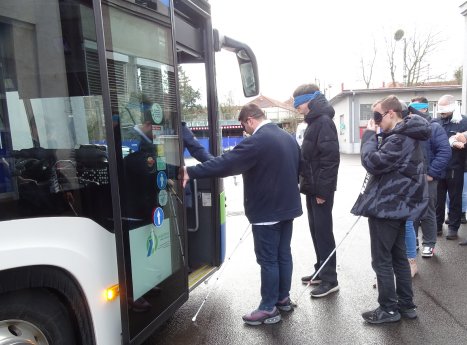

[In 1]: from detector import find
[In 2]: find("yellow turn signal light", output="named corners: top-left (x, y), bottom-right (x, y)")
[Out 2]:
top-left (105, 284), bottom-right (120, 301)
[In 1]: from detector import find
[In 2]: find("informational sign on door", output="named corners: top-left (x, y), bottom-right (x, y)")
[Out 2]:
top-left (129, 221), bottom-right (172, 300)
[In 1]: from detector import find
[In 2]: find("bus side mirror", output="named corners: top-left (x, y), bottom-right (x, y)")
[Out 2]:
top-left (213, 29), bottom-right (260, 98)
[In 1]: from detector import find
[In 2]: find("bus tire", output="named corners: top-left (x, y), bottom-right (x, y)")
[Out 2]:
top-left (0, 289), bottom-right (77, 345)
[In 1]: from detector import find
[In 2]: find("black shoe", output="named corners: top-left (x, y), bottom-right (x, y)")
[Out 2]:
top-left (445, 218), bottom-right (451, 225)
top-left (362, 307), bottom-right (401, 324)
top-left (301, 273), bottom-right (321, 285)
top-left (400, 307), bottom-right (417, 319)
top-left (310, 282), bottom-right (339, 298)
top-left (436, 225), bottom-right (443, 236)
top-left (446, 229), bottom-right (458, 240)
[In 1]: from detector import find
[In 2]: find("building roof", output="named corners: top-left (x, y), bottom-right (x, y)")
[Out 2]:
top-left (246, 94), bottom-right (297, 112)
top-left (329, 85), bottom-right (462, 105)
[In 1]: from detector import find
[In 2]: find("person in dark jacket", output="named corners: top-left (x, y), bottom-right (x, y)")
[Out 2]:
top-left (432, 95), bottom-right (467, 240)
top-left (182, 122), bottom-right (213, 162)
top-left (181, 122), bottom-right (213, 208)
top-left (406, 98), bottom-right (451, 258)
top-left (352, 95), bottom-right (430, 324)
top-left (293, 83), bottom-right (340, 298)
top-left (181, 104), bottom-right (302, 326)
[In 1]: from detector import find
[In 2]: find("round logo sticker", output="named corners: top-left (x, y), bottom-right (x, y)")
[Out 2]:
top-left (151, 103), bottom-right (163, 124)
top-left (158, 189), bottom-right (168, 206)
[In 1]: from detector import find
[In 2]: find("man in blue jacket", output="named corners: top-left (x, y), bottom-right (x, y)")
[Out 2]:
top-left (407, 98), bottom-right (451, 257)
top-left (181, 104), bottom-right (302, 326)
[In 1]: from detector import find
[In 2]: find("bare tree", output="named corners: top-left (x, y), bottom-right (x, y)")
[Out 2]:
top-left (360, 39), bottom-right (378, 89)
top-left (387, 29), bottom-right (444, 86)
top-left (385, 34), bottom-right (398, 86)
top-left (404, 31), bottom-right (444, 85)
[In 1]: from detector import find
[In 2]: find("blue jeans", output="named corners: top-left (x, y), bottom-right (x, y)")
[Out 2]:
top-left (252, 220), bottom-right (293, 311)
top-left (405, 221), bottom-right (417, 259)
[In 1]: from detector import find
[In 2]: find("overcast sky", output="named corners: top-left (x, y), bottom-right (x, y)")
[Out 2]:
top-left (209, 0), bottom-right (465, 104)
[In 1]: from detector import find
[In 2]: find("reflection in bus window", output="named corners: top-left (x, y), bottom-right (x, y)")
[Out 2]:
top-left (0, 0), bottom-right (113, 229)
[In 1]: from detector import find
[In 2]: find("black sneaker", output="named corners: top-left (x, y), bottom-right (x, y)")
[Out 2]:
top-left (446, 229), bottom-right (458, 240)
top-left (400, 307), bottom-right (417, 319)
top-left (310, 282), bottom-right (339, 298)
top-left (362, 307), bottom-right (401, 324)
top-left (301, 273), bottom-right (321, 285)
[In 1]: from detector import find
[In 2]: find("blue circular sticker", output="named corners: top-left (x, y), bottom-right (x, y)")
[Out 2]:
top-left (156, 171), bottom-right (167, 190)
top-left (153, 207), bottom-right (164, 227)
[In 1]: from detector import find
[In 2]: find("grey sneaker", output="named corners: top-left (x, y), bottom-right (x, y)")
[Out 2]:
top-left (446, 229), bottom-right (458, 240)
top-left (362, 307), bottom-right (401, 324)
top-left (310, 282), bottom-right (339, 298)
top-left (242, 307), bottom-right (281, 326)
top-left (400, 307), bottom-right (417, 319)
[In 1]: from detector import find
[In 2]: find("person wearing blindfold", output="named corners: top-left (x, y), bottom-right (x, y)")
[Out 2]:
top-left (431, 95), bottom-right (467, 243)
top-left (351, 95), bottom-right (431, 324)
top-left (293, 83), bottom-right (340, 299)
top-left (403, 98), bottom-right (451, 260)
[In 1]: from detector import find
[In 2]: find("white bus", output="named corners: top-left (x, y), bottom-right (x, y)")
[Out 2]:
top-left (0, 0), bottom-right (259, 344)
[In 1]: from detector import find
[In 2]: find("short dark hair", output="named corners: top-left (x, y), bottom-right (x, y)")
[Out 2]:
top-left (379, 95), bottom-right (403, 118)
top-left (411, 96), bottom-right (428, 103)
top-left (292, 83), bottom-right (320, 98)
top-left (238, 104), bottom-right (266, 122)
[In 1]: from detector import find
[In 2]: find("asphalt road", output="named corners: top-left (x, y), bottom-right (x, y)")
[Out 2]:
top-left (147, 154), bottom-right (467, 345)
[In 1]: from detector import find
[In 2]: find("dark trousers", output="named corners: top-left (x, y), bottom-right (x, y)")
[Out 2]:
top-left (252, 220), bottom-right (293, 311)
top-left (305, 192), bottom-right (337, 284)
top-left (368, 217), bottom-right (415, 312)
top-left (436, 168), bottom-right (464, 232)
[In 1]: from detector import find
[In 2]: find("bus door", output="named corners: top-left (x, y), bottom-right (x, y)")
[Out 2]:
top-left (174, 1), bottom-right (224, 289)
top-left (99, 0), bottom-right (187, 343)
top-left (174, 1), bottom-right (260, 290)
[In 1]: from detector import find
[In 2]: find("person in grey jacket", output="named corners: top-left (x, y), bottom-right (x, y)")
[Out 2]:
top-left (351, 95), bottom-right (431, 324)
top-left (181, 104), bottom-right (302, 326)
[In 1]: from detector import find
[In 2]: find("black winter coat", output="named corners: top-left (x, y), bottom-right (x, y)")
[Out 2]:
top-left (351, 115), bottom-right (431, 220)
top-left (299, 94), bottom-right (340, 199)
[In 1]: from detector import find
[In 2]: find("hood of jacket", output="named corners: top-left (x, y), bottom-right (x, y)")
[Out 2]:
top-left (382, 114), bottom-right (431, 141)
top-left (305, 94), bottom-right (335, 124)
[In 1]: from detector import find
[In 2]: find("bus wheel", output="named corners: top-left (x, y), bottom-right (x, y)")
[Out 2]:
top-left (0, 289), bottom-right (77, 345)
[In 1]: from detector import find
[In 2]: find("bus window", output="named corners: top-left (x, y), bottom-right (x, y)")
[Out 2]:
top-left (0, 0), bottom-right (113, 228)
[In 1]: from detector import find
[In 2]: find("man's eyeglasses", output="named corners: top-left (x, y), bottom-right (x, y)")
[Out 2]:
top-left (373, 110), bottom-right (389, 124)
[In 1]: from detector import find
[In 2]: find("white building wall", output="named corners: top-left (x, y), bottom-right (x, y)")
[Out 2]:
top-left (331, 88), bottom-right (462, 154)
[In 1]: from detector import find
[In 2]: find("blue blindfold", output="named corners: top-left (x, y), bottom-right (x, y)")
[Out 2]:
top-left (293, 91), bottom-right (321, 109)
